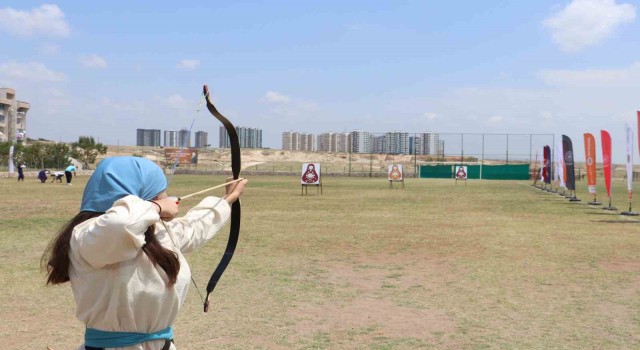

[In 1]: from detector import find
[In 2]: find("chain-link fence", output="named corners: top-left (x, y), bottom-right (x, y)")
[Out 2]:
top-left (199, 133), bottom-right (555, 178)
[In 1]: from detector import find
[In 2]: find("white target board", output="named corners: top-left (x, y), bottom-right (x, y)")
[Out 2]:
top-left (301, 163), bottom-right (321, 185)
top-left (455, 166), bottom-right (468, 179)
top-left (388, 164), bottom-right (403, 181)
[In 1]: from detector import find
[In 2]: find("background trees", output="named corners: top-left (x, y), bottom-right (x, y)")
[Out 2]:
top-left (1, 136), bottom-right (105, 170)
top-left (70, 136), bottom-right (107, 170)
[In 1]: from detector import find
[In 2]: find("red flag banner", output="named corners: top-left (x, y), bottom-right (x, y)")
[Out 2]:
top-left (601, 130), bottom-right (612, 198)
top-left (542, 145), bottom-right (549, 183)
top-left (583, 133), bottom-right (597, 194)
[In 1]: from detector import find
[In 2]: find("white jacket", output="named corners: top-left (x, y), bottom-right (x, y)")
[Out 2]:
top-left (69, 195), bottom-right (231, 350)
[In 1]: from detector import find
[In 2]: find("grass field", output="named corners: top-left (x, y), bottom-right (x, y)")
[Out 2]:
top-left (1, 174), bottom-right (639, 349)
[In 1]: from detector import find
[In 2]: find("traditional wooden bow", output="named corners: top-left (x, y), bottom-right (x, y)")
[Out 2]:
top-left (202, 85), bottom-right (241, 313)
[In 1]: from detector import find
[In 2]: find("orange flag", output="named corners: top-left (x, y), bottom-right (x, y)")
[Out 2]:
top-left (583, 133), bottom-right (597, 194)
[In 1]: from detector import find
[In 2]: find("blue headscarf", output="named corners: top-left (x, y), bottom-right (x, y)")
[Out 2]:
top-left (80, 156), bottom-right (167, 213)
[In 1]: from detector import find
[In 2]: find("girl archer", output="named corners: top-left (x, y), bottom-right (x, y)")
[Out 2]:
top-left (42, 156), bottom-right (247, 350)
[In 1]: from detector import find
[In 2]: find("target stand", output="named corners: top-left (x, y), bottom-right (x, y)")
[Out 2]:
top-left (301, 182), bottom-right (323, 195)
top-left (454, 165), bottom-right (467, 186)
top-left (389, 179), bottom-right (405, 189)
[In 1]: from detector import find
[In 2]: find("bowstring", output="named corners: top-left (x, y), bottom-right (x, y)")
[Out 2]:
top-left (162, 92), bottom-right (207, 305)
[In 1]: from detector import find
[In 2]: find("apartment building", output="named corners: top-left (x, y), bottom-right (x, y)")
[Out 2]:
top-left (178, 129), bottom-right (191, 148)
top-left (164, 130), bottom-right (178, 147)
top-left (417, 132), bottom-right (440, 155)
top-left (136, 129), bottom-right (161, 146)
top-left (220, 126), bottom-right (263, 148)
top-left (282, 131), bottom-right (315, 151)
top-left (0, 88), bottom-right (30, 143)
top-left (384, 131), bottom-right (409, 154)
top-left (194, 131), bottom-right (208, 148)
top-left (298, 133), bottom-right (315, 151)
top-left (350, 130), bottom-right (372, 153)
top-left (317, 132), bottom-right (350, 152)
top-left (282, 131), bottom-right (298, 150)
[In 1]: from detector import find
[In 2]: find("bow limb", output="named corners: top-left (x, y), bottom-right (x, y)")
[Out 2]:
top-left (202, 84), bottom-right (242, 313)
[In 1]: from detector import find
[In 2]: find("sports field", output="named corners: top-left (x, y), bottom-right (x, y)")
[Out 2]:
top-left (1, 175), bottom-right (639, 349)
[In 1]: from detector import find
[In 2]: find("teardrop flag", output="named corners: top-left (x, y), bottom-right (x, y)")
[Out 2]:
top-left (555, 142), bottom-right (565, 190)
top-left (583, 133), bottom-right (597, 194)
top-left (542, 145), bottom-right (550, 184)
top-left (562, 135), bottom-right (576, 192)
top-left (601, 130), bottom-right (612, 199)
top-left (625, 124), bottom-right (633, 200)
top-left (8, 145), bottom-right (14, 175)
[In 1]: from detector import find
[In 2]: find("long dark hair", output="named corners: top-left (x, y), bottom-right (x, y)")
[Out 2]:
top-left (42, 211), bottom-right (180, 286)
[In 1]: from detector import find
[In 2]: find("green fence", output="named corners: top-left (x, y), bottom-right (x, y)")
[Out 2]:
top-left (419, 164), bottom-right (530, 180)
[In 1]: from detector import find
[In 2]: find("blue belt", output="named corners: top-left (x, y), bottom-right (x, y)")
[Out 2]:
top-left (84, 326), bottom-right (173, 348)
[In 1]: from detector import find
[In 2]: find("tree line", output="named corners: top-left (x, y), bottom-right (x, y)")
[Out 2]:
top-left (0, 136), bottom-right (108, 170)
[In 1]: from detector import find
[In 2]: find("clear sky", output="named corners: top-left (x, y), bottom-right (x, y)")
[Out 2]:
top-left (1, 1), bottom-right (638, 162)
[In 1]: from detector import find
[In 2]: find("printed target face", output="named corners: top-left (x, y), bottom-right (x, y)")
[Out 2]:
top-left (301, 163), bottom-right (321, 184)
top-left (455, 166), bottom-right (467, 179)
top-left (388, 164), bottom-right (403, 180)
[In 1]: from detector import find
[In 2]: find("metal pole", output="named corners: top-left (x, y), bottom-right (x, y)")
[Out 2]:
top-left (480, 133), bottom-right (484, 180)
top-left (529, 134), bottom-right (532, 169)
top-left (461, 133), bottom-right (464, 162)
top-left (506, 134), bottom-right (509, 165)
top-left (348, 147), bottom-right (351, 177)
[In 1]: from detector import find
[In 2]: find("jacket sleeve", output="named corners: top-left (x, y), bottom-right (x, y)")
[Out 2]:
top-left (164, 196), bottom-right (231, 254)
top-left (70, 195), bottom-right (160, 269)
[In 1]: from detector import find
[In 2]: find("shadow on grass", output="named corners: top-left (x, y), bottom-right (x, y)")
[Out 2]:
top-left (550, 203), bottom-right (589, 209)
top-left (586, 211), bottom-right (621, 216)
top-left (591, 219), bottom-right (640, 224)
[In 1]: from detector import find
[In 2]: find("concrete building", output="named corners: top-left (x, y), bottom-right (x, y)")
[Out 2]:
top-left (350, 130), bottom-right (371, 153)
top-left (136, 129), bottom-right (161, 146)
top-left (384, 131), bottom-right (409, 154)
top-left (178, 129), bottom-right (191, 148)
top-left (221, 126), bottom-right (262, 148)
top-left (282, 131), bottom-right (297, 150)
top-left (372, 135), bottom-right (385, 154)
top-left (316, 133), bottom-right (332, 152)
top-left (299, 133), bottom-right (315, 151)
top-left (237, 126), bottom-right (262, 148)
top-left (282, 131), bottom-right (314, 151)
top-left (335, 133), bottom-right (350, 153)
top-left (317, 132), bottom-right (350, 152)
top-left (0, 88), bottom-right (30, 143)
top-left (194, 131), bottom-right (208, 148)
top-left (164, 130), bottom-right (178, 147)
top-left (409, 135), bottom-right (421, 155)
top-left (416, 132), bottom-right (440, 155)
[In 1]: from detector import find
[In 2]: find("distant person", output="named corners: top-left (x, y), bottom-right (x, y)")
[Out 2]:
top-left (64, 164), bottom-right (77, 185)
top-left (51, 171), bottom-right (64, 183)
top-left (17, 162), bottom-right (26, 182)
top-left (38, 169), bottom-right (51, 183)
top-left (42, 156), bottom-right (247, 350)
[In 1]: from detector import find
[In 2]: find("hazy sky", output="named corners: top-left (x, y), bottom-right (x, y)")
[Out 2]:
top-left (0, 1), bottom-right (638, 162)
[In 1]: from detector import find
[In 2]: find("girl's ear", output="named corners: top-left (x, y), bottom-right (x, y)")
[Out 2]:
top-left (153, 191), bottom-right (168, 200)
